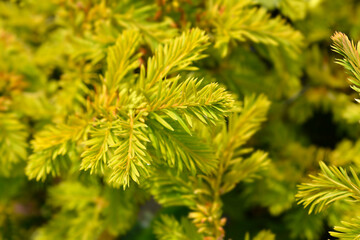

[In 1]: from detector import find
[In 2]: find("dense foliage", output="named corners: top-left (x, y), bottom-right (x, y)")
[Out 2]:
top-left (2, 0), bottom-right (360, 239)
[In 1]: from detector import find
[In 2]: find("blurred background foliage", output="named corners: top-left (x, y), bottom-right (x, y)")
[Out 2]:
top-left (1, 0), bottom-right (360, 239)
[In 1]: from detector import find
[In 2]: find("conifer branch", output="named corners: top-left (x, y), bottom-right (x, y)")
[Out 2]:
top-left (26, 118), bottom-right (88, 181)
top-left (192, 95), bottom-right (270, 238)
top-left (107, 116), bottom-right (151, 188)
top-left (147, 77), bottom-right (233, 125)
top-left (145, 95), bottom-right (270, 239)
top-left (26, 29), bottom-right (233, 190)
top-left (331, 32), bottom-right (360, 96)
top-left (140, 28), bottom-right (209, 90)
top-left (146, 169), bottom-right (197, 207)
top-left (188, 201), bottom-right (225, 239)
top-left (220, 94), bottom-right (271, 157)
top-left (221, 150), bottom-right (269, 194)
top-left (297, 161), bottom-right (360, 214)
top-left (105, 30), bottom-right (141, 92)
top-left (80, 120), bottom-right (116, 174)
top-left (330, 217), bottom-right (360, 240)
top-left (207, 0), bottom-right (303, 56)
top-left (215, 94), bottom-right (271, 195)
top-left (148, 119), bottom-right (217, 174)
